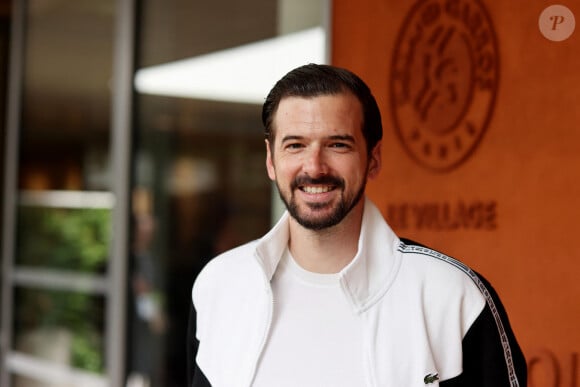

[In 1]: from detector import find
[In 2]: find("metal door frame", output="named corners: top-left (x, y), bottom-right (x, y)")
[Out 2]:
top-left (0, 0), bottom-right (135, 386)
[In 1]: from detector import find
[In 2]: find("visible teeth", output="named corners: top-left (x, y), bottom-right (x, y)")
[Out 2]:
top-left (302, 186), bottom-right (332, 194)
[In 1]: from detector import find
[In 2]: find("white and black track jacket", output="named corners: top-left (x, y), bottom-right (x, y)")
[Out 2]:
top-left (187, 198), bottom-right (527, 386)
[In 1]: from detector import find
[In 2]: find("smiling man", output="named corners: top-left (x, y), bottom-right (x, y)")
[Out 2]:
top-left (187, 64), bottom-right (527, 387)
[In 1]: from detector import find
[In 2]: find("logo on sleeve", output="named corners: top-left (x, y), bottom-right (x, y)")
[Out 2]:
top-left (424, 372), bottom-right (440, 384)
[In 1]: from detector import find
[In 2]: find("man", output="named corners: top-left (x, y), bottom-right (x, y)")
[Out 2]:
top-left (187, 64), bottom-right (527, 386)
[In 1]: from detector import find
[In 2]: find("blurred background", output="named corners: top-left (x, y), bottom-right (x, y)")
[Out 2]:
top-left (1, 0), bottom-right (579, 386)
top-left (0, 0), bottom-right (328, 386)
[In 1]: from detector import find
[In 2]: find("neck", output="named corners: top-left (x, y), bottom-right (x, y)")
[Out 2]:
top-left (288, 200), bottom-right (365, 274)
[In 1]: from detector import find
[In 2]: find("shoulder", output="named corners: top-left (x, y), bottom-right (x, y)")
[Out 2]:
top-left (395, 238), bottom-right (488, 316)
top-left (397, 238), bottom-right (481, 284)
top-left (192, 239), bottom-right (261, 300)
top-left (200, 240), bottom-right (259, 275)
top-left (195, 241), bottom-right (257, 284)
top-left (392, 239), bottom-right (527, 385)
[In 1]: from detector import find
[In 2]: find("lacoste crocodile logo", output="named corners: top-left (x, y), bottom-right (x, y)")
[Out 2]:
top-left (424, 373), bottom-right (439, 384)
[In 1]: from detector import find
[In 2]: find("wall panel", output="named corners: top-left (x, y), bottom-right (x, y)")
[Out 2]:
top-left (332, 1), bottom-right (580, 385)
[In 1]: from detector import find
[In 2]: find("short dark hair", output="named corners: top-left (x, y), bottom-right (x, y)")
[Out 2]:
top-left (262, 63), bottom-right (383, 154)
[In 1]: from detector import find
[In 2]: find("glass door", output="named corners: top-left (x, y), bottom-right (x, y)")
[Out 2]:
top-left (0, 0), bottom-right (133, 386)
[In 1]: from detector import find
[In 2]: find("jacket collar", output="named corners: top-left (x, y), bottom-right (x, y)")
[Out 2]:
top-left (254, 197), bottom-right (402, 313)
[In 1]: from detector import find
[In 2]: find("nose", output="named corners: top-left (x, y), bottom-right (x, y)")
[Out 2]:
top-left (302, 146), bottom-right (328, 177)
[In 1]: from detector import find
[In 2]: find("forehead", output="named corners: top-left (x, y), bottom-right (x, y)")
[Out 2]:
top-left (272, 93), bottom-right (364, 137)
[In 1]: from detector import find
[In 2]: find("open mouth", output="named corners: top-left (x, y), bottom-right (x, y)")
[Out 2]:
top-left (293, 176), bottom-right (343, 194)
top-left (301, 185), bottom-right (334, 194)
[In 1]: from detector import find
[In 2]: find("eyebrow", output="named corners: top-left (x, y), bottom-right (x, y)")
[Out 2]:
top-left (281, 135), bottom-right (303, 143)
top-left (280, 134), bottom-right (356, 143)
top-left (328, 135), bottom-right (356, 143)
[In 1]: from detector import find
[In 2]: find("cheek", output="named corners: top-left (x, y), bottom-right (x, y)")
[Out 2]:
top-left (273, 165), bottom-right (294, 185)
top-left (272, 154), bottom-right (302, 180)
top-left (347, 159), bottom-right (370, 182)
top-left (267, 157), bottom-right (295, 184)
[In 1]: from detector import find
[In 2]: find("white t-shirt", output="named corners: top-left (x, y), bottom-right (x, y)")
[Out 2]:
top-left (252, 249), bottom-right (366, 387)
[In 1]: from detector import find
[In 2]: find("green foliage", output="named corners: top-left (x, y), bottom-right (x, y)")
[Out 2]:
top-left (16, 288), bottom-right (106, 373)
top-left (16, 206), bottom-right (110, 272)
top-left (71, 326), bottom-right (104, 372)
top-left (15, 205), bottom-right (111, 373)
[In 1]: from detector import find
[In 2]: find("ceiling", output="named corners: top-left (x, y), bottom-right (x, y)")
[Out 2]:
top-left (11, 0), bottom-right (326, 143)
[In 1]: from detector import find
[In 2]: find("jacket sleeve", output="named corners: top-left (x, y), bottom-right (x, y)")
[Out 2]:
top-left (187, 301), bottom-right (212, 387)
top-left (440, 274), bottom-right (527, 387)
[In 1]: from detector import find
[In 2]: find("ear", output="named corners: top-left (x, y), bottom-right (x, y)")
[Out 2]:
top-left (367, 141), bottom-right (382, 179)
top-left (265, 139), bottom-right (276, 181)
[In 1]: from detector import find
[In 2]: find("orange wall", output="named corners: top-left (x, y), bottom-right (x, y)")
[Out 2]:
top-left (332, 1), bottom-right (580, 385)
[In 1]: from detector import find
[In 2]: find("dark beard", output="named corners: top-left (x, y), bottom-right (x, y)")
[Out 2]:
top-left (276, 174), bottom-right (367, 231)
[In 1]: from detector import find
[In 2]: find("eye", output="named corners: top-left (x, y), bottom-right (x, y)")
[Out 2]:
top-left (329, 142), bottom-right (352, 151)
top-left (284, 142), bottom-right (304, 151)
top-left (330, 142), bottom-right (348, 148)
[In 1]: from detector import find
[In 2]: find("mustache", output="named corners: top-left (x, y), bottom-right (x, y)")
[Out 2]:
top-left (291, 175), bottom-right (345, 190)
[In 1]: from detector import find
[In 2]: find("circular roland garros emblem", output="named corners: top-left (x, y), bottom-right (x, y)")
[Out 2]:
top-left (390, 0), bottom-right (499, 172)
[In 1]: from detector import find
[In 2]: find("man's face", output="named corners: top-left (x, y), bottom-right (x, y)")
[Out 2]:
top-left (266, 93), bottom-right (381, 230)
